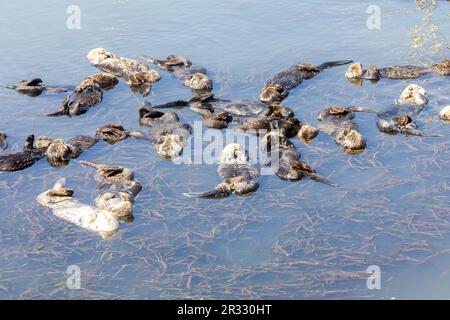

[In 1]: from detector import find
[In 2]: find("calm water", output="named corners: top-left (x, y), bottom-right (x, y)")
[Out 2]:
top-left (0, 0), bottom-right (449, 299)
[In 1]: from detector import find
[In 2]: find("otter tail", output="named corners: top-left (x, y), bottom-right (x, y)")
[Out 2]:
top-left (139, 55), bottom-right (160, 65)
top-left (0, 84), bottom-right (17, 90)
top-left (317, 60), bottom-right (354, 71)
top-left (348, 106), bottom-right (378, 114)
top-left (128, 130), bottom-right (149, 140)
top-left (183, 188), bottom-right (231, 199)
top-left (79, 161), bottom-right (103, 169)
top-left (153, 100), bottom-right (189, 109)
top-left (46, 87), bottom-right (69, 93)
top-left (400, 128), bottom-right (442, 137)
top-left (303, 172), bottom-right (339, 187)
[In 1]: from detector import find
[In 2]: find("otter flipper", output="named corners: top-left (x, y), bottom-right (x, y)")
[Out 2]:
top-left (0, 84), bottom-right (17, 90)
top-left (153, 100), bottom-right (189, 109)
top-left (44, 96), bottom-right (70, 117)
top-left (316, 60), bottom-right (354, 71)
top-left (400, 128), bottom-right (442, 137)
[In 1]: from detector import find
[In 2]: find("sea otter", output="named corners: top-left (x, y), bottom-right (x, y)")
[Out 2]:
top-left (0, 78), bottom-right (68, 97)
top-left (259, 60), bottom-right (353, 104)
top-left (261, 131), bottom-right (337, 186)
top-left (45, 73), bottom-right (118, 117)
top-left (80, 161), bottom-right (142, 221)
top-left (317, 106), bottom-right (375, 154)
top-left (345, 59), bottom-right (450, 83)
top-left (36, 135), bottom-right (98, 167)
top-left (87, 48), bottom-right (161, 96)
top-left (439, 106), bottom-right (450, 122)
top-left (141, 55), bottom-right (212, 93)
top-left (139, 102), bottom-right (191, 159)
top-left (376, 84), bottom-right (439, 136)
top-left (36, 178), bottom-right (119, 239)
top-left (0, 135), bottom-right (44, 172)
top-left (183, 143), bottom-right (260, 198)
top-left (95, 124), bottom-right (146, 144)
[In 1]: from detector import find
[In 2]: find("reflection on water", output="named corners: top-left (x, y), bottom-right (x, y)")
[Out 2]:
top-left (0, 0), bottom-right (449, 299)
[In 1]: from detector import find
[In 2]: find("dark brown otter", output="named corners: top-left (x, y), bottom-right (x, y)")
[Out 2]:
top-left (259, 60), bottom-right (353, 104)
top-left (0, 78), bottom-right (68, 97)
top-left (139, 102), bottom-right (191, 159)
top-left (0, 135), bottom-right (44, 172)
top-left (183, 144), bottom-right (260, 198)
top-left (45, 73), bottom-right (118, 117)
top-left (95, 124), bottom-right (146, 144)
top-left (261, 131), bottom-right (337, 186)
top-left (36, 135), bottom-right (98, 168)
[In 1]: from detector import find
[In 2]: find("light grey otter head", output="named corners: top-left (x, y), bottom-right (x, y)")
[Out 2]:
top-left (335, 128), bottom-right (366, 154)
top-left (439, 105), bottom-right (450, 121)
top-left (398, 84), bottom-right (428, 106)
top-left (184, 72), bottom-right (212, 91)
top-left (218, 143), bottom-right (247, 164)
top-left (36, 179), bottom-right (75, 207)
top-left (259, 84), bottom-right (289, 104)
top-left (86, 48), bottom-right (115, 65)
top-left (156, 134), bottom-right (185, 159)
top-left (345, 63), bottom-right (364, 79)
top-left (298, 124), bottom-right (319, 143)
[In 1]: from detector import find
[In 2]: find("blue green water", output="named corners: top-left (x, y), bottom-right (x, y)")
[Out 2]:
top-left (0, 0), bottom-right (449, 299)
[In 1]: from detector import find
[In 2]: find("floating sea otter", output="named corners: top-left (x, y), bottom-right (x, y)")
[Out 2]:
top-left (139, 102), bottom-right (191, 159)
top-left (183, 143), bottom-right (260, 198)
top-left (87, 48), bottom-right (161, 96)
top-left (317, 106), bottom-right (375, 154)
top-left (36, 179), bottom-right (120, 239)
top-left (0, 135), bottom-right (44, 172)
top-left (0, 78), bottom-right (68, 97)
top-left (141, 55), bottom-right (212, 93)
top-left (345, 59), bottom-right (450, 85)
top-left (377, 84), bottom-right (440, 137)
top-left (261, 131), bottom-right (338, 186)
top-left (95, 124), bottom-right (146, 144)
top-left (238, 104), bottom-right (301, 138)
top-left (35, 135), bottom-right (98, 167)
top-left (80, 161), bottom-right (142, 221)
top-left (45, 73), bottom-right (118, 117)
top-left (259, 60), bottom-right (353, 104)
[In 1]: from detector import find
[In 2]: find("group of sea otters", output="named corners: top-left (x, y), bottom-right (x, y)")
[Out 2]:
top-left (1, 48), bottom-right (449, 238)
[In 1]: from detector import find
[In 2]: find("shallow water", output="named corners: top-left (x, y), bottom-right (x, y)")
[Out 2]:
top-left (0, 0), bottom-right (449, 299)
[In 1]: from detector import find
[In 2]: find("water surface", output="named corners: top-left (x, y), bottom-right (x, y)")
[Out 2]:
top-left (0, 0), bottom-right (449, 299)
